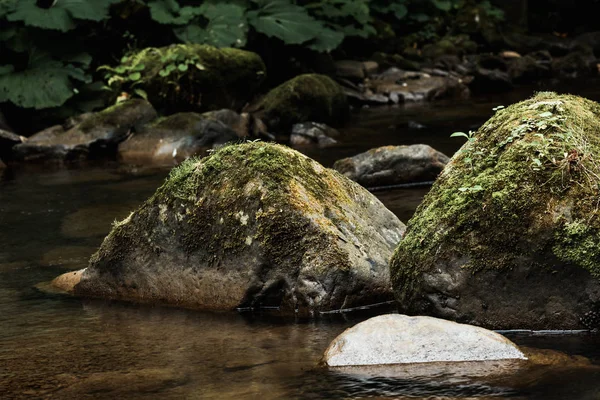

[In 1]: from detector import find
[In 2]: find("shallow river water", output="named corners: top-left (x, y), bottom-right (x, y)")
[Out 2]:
top-left (3, 82), bottom-right (600, 399)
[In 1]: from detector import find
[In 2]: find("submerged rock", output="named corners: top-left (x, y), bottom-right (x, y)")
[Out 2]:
top-left (333, 144), bottom-right (449, 188)
top-left (118, 112), bottom-right (238, 165)
top-left (323, 314), bottom-right (525, 367)
top-left (251, 74), bottom-right (349, 132)
top-left (9, 100), bottom-right (157, 164)
top-left (111, 44), bottom-right (266, 113)
top-left (391, 93), bottom-right (600, 329)
top-left (54, 142), bottom-right (405, 314)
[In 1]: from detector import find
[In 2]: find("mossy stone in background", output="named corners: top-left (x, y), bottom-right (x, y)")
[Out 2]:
top-left (112, 44), bottom-right (266, 113)
top-left (252, 74), bottom-right (349, 133)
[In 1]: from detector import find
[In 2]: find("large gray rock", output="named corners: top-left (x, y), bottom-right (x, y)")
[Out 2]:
top-left (391, 93), bottom-right (600, 330)
top-left (10, 100), bottom-right (157, 164)
top-left (53, 142), bottom-right (405, 315)
top-left (118, 112), bottom-right (238, 165)
top-left (323, 314), bottom-right (525, 367)
top-left (333, 144), bottom-right (449, 188)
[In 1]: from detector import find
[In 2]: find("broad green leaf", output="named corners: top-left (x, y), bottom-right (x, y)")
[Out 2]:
top-left (248, 0), bottom-right (323, 45)
top-left (0, 56), bottom-right (90, 109)
top-left (0, 0), bottom-right (16, 18)
top-left (372, 3), bottom-right (408, 20)
top-left (8, 1), bottom-right (74, 32)
top-left (7, 0), bottom-right (120, 32)
top-left (174, 3), bottom-right (248, 48)
top-left (308, 26), bottom-right (344, 52)
top-left (148, 0), bottom-right (203, 25)
top-left (431, 0), bottom-right (452, 11)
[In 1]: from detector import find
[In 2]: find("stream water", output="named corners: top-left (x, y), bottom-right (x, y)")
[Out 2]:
top-left (3, 82), bottom-right (600, 399)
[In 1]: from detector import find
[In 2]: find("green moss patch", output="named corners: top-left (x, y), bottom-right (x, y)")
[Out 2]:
top-left (106, 44), bottom-right (266, 113)
top-left (255, 74), bottom-right (349, 132)
top-left (391, 92), bottom-right (600, 300)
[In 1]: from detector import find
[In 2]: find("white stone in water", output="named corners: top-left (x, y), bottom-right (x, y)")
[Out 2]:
top-left (323, 314), bottom-right (526, 367)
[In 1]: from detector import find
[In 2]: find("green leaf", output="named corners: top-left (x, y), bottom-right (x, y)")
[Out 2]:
top-left (450, 132), bottom-right (469, 139)
top-left (159, 69), bottom-right (170, 77)
top-left (372, 3), bottom-right (408, 20)
top-left (539, 111), bottom-right (553, 118)
top-left (0, 54), bottom-right (90, 109)
top-left (133, 88), bottom-right (148, 100)
top-left (147, 0), bottom-right (203, 25)
top-left (248, 0), bottom-right (324, 45)
top-left (174, 3), bottom-right (248, 48)
top-left (0, 0), bottom-right (17, 18)
top-left (431, 0), bottom-right (452, 11)
top-left (177, 64), bottom-right (188, 72)
top-left (128, 72), bottom-right (142, 81)
top-left (7, 0), bottom-right (120, 31)
top-left (308, 26), bottom-right (345, 52)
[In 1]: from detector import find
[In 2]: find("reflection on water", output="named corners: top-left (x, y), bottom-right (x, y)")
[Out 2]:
top-left (3, 85), bottom-right (600, 398)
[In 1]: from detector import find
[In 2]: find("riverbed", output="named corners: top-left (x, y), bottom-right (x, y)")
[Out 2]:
top-left (2, 82), bottom-right (600, 399)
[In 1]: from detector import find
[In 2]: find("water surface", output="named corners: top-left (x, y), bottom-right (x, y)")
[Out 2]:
top-left (3, 82), bottom-right (600, 399)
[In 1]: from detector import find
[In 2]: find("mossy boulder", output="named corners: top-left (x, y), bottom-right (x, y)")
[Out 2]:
top-left (118, 112), bottom-right (238, 166)
top-left (391, 93), bottom-right (600, 330)
top-left (252, 74), bottom-right (349, 133)
top-left (111, 44), bottom-right (266, 113)
top-left (56, 142), bottom-right (405, 314)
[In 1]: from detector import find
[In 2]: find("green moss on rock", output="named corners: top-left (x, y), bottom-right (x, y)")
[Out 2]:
top-left (114, 44), bottom-right (266, 113)
top-left (254, 74), bottom-right (349, 132)
top-left (390, 92), bottom-right (600, 328)
top-left (76, 142), bottom-right (404, 314)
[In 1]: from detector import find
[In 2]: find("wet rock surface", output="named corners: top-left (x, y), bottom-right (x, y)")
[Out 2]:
top-left (364, 69), bottom-right (469, 104)
top-left (333, 144), bottom-right (449, 188)
top-left (290, 122), bottom-right (339, 147)
top-left (323, 314), bottom-right (525, 367)
top-left (118, 112), bottom-right (238, 165)
top-left (8, 100), bottom-right (157, 164)
top-left (391, 93), bottom-right (600, 330)
top-left (54, 142), bottom-right (405, 314)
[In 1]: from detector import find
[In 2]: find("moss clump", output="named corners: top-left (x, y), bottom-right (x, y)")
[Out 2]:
top-left (76, 99), bottom-right (157, 136)
top-left (111, 44), bottom-right (266, 113)
top-left (82, 141), bottom-right (402, 313)
top-left (391, 92), bottom-right (600, 303)
top-left (255, 74), bottom-right (349, 132)
top-left (101, 141), bottom-right (362, 276)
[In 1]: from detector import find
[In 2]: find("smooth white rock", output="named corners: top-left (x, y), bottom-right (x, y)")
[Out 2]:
top-left (323, 314), bottom-right (526, 367)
